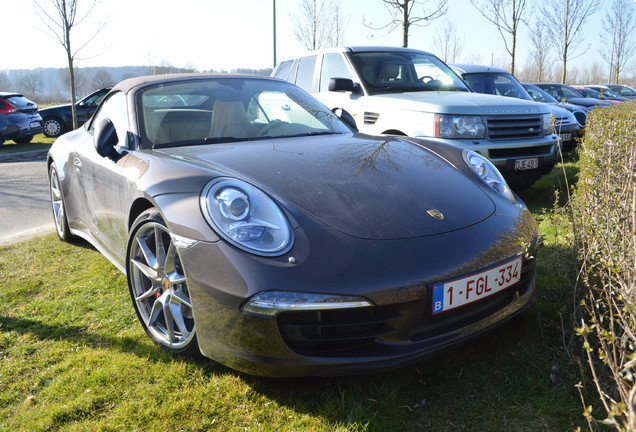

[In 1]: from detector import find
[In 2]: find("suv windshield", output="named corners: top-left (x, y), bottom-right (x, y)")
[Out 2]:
top-left (347, 51), bottom-right (469, 94)
top-left (141, 78), bottom-right (351, 147)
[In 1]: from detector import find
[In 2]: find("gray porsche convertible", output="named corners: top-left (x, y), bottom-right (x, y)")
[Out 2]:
top-left (47, 74), bottom-right (539, 377)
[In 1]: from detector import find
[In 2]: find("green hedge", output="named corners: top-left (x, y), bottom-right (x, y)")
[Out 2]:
top-left (572, 101), bottom-right (636, 431)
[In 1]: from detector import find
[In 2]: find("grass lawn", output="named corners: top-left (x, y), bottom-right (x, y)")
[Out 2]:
top-left (0, 155), bottom-right (584, 431)
top-left (0, 134), bottom-right (54, 154)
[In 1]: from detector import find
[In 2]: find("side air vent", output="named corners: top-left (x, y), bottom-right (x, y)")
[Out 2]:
top-left (364, 112), bottom-right (379, 125)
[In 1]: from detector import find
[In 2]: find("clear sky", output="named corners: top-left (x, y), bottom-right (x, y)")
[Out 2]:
top-left (1, 0), bottom-right (613, 75)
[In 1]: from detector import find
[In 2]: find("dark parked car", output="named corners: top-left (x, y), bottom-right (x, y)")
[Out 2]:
top-left (583, 85), bottom-right (631, 102)
top-left (39, 87), bottom-right (110, 137)
top-left (531, 83), bottom-right (613, 110)
top-left (0, 92), bottom-right (44, 145)
top-left (572, 86), bottom-right (623, 104)
top-left (607, 84), bottom-right (636, 99)
top-left (450, 64), bottom-right (582, 152)
top-left (522, 83), bottom-right (588, 126)
top-left (48, 74), bottom-right (539, 377)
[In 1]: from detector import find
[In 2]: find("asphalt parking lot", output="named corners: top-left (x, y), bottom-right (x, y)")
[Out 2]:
top-left (0, 153), bottom-right (54, 245)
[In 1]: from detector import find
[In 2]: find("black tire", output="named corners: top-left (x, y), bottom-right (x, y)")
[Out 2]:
top-left (49, 163), bottom-right (75, 242)
top-left (43, 117), bottom-right (66, 138)
top-left (13, 135), bottom-right (33, 144)
top-left (127, 209), bottom-right (199, 355)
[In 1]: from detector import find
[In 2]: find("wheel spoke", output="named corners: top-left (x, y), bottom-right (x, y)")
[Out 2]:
top-left (171, 290), bottom-right (192, 309)
top-left (130, 257), bottom-right (160, 282)
top-left (136, 235), bottom-right (158, 270)
top-left (163, 297), bottom-right (175, 347)
top-left (169, 301), bottom-right (191, 340)
top-left (155, 225), bottom-right (167, 271)
top-left (135, 286), bottom-right (161, 302)
top-left (147, 293), bottom-right (165, 327)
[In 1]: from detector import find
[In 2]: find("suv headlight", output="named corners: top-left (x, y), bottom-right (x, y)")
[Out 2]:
top-left (201, 178), bottom-right (293, 256)
top-left (435, 114), bottom-right (485, 139)
top-left (541, 113), bottom-right (553, 135)
top-left (464, 151), bottom-right (515, 203)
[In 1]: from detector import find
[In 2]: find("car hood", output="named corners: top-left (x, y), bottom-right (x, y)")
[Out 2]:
top-left (157, 134), bottom-right (496, 240)
top-left (563, 97), bottom-right (610, 107)
top-left (368, 91), bottom-right (548, 115)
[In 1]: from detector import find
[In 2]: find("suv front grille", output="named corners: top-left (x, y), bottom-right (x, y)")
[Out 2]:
top-left (486, 115), bottom-right (543, 140)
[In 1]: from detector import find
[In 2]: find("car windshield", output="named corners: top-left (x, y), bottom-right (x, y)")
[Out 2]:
top-left (141, 78), bottom-right (351, 148)
top-left (348, 51), bottom-right (469, 94)
top-left (596, 87), bottom-right (621, 98)
top-left (609, 85), bottom-right (636, 96)
top-left (577, 88), bottom-right (601, 99)
top-left (539, 84), bottom-right (582, 99)
top-left (462, 72), bottom-right (532, 101)
top-left (523, 85), bottom-right (558, 103)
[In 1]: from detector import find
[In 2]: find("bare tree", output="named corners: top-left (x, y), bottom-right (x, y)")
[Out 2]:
top-left (432, 19), bottom-right (463, 62)
top-left (17, 71), bottom-right (45, 100)
top-left (540, 0), bottom-right (601, 83)
top-left (34, 0), bottom-right (103, 129)
top-left (366, 0), bottom-right (448, 48)
top-left (0, 72), bottom-right (11, 91)
top-left (90, 69), bottom-right (114, 89)
top-left (329, 3), bottom-right (348, 47)
top-left (528, 19), bottom-right (553, 82)
top-left (58, 67), bottom-right (87, 98)
top-left (470, 0), bottom-right (528, 75)
top-left (600, 0), bottom-right (636, 84)
top-left (292, 0), bottom-right (344, 50)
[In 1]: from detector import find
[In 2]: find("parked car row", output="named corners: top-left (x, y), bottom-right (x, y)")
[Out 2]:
top-left (0, 87), bottom-right (110, 146)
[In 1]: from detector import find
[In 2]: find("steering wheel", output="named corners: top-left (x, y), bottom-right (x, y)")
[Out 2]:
top-left (418, 75), bottom-right (434, 83)
top-left (257, 119), bottom-right (284, 137)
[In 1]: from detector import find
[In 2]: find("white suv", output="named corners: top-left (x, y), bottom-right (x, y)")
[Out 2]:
top-left (272, 46), bottom-right (558, 188)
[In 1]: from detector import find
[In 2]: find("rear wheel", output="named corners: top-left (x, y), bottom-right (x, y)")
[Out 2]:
top-left (43, 117), bottom-right (65, 138)
top-left (127, 209), bottom-right (198, 355)
top-left (49, 163), bottom-right (74, 242)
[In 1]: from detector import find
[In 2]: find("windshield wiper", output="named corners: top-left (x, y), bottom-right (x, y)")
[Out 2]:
top-left (153, 136), bottom-right (255, 149)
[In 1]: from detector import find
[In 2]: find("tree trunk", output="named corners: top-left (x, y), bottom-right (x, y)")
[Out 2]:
top-left (64, 19), bottom-right (78, 130)
top-left (510, 0), bottom-right (517, 75)
top-left (402, 0), bottom-right (409, 47)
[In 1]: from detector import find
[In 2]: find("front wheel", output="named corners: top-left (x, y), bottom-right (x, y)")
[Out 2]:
top-left (127, 209), bottom-right (198, 354)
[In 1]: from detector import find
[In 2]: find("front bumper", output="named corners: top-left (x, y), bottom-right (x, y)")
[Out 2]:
top-left (423, 135), bottom-right (558, 179)
top-left (176, 205), bottom-right (540, 377)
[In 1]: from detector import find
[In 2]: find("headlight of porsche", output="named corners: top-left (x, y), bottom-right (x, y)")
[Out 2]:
top-left (201, 178), bottom-right (293, 256)
top-left (435, 114), bottom-right (486, 139)
top-left (464, 151), bottom-right (515, 203)
top-left (241, 291), bottom-right (373, 317)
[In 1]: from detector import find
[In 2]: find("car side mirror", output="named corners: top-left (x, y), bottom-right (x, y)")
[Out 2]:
top-left (329, 78), bottom-right (360, 94)
top-left (94, 118), bottom-right (119, 159)
top-left (333, 108), bottom-right (358, 133)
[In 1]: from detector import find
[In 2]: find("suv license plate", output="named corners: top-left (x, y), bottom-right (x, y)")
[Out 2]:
top-left (514, 158), bottom-right (538, 170)
top-left (432, 256), bottom-right (522, 314)
top-left (30, 121), bottom-right (41, 128)
top-left (559, 133), bottom-right (572, 141)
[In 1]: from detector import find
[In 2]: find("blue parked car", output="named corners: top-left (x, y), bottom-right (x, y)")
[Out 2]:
top-left (0, 92), bottom-right (44, 145)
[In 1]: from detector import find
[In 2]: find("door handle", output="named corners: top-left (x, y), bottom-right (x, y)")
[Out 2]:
top-left (74, 157), bottom-right (82, 172)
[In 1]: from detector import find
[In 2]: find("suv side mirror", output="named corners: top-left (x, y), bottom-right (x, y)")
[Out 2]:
top-left (329, 78), bottom-right (360, 94)
top-left (94, 118), bottom-right (119, 159)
